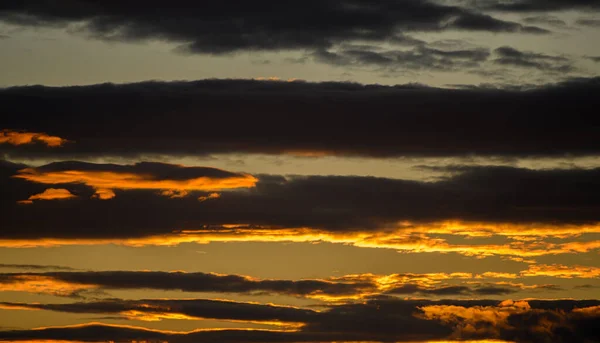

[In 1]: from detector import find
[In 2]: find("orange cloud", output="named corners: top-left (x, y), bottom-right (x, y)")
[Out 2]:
top-left (0, 275), bottom-right (97, 297)
top-left (418, 300), bottom-right (531, 339)
top-left (17, 188), bottom-right (76, 204)
top-left (0, 226), bottom-right (599, 261)
top-left (198, 192), bottom-right (221, 202)
top-left (0, 129), bottom-right (69, 147)
top-left (14, 163), bottom-right (257, 200)
top-left (521, 264), bottom-right (600, 279)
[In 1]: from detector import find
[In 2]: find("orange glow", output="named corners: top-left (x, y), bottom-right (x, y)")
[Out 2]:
top-left (17, 188), bottom-right (76, 204)
top-left (396, 220), bottom-right (600, 239)
top-left (119, 309), bottom-right (201, 322)
top-left (0, 275), bottom-right (97, 296)
top-left (92, 188), bottom-right (116, 200)
top-left (521, 264), bottom-right (600, 278)
top-left (0, 225), bottom-right (599, 261)
top-left (198, 192), bottom-right (221, 202)
top-left (0, 129), bottom-right (69, 147)
top-left (476, 272), bottom-right (519, 279)
top-left (15, 167), bottom-right (257, 199)
top-left (31, 321), bottom-right (299, 334)
top-left (572, 305), bottom-right (600, 316)
top-left (418, 300), bottom-right (532, 339)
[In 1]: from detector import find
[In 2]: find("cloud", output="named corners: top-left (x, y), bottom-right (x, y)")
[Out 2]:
top-left (17, 188), bottom-right (76, 205)
top-left (0, 298), bottom-right (318, 328)
top-left (13, 161), bottom-right (257, 200)
top-left (4, 162), bottom-right (600, 249)
top-left (1, 299), bottom-right (598, 342)
top-left (0, 264), bottom-right (75, 271)
top-left (313, 45), bottom-right (491, 72)
top-left (1, 78), bottom-right (599, 160)
top-left (0, 1), bottom-right (547, 56)
top-left (520, 264), bottom-right (600, 278)
top-left (481, 0), bottom-right (600, 12)
top-left (493, 46), bottom-right (574, 72)
top-left (586, 56), bottom-right (600, 62)
top-left (0, 129), bottom-right (69, 147)
top-left (0, 270), bottom-right (376, 300)
top-left (522, 15), bottom-right (568, 28)
top-left (419, 299), bottom-right (600, 342)
top-left (576, 18), bottom-right (600, 27)
top-left (0, 270), bottom-right (569, 301)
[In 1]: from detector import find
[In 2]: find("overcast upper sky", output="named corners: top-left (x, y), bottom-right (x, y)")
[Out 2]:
top-left (1, 1), bottom-right (600, 343)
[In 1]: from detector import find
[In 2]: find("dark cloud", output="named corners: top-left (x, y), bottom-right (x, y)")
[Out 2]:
top-left (0, 263), bottom-right (75, 271)
top-left (480, 0), bottom-right (600, 12)
top-left (4, 163), bottom-right (600, 239)
top-left (1, 299), bottom-right (599, 342)
top-left (0, 270), bottom-right (375, 298)
top-left (576, 18), bottom-right (600, 27)
top-left (0, 298), bottom-right (320, 324)
top-left (494, 46), bottom-right (574, 72)
top-left (522, 15), bottom-right (568, 27)
top-left (313, 45), bottom-right (490, 72)
top-left (1, 78), bottom-right (599, 160)
top-left (0, 1), bottom-right (546, 56)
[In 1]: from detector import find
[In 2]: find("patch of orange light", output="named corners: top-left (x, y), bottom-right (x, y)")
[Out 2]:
top-left (17, 188), bottom-right (76, 204)
top-left (92, 188), bottom-right (116, 200)
top-left (521, 264), bottom-right (600, 278)
top-left (198, 192), bottom-right (221, 202)
top-left (0, 226), bottom-right (599, 261)
top-left (0, 129), bottom-right (70, 147)
top-left (15, 168), bottom-right (257, 199)
top-left (418, 300), bottom-right (532, 339)
top-left (0, 275), bottom-right (96, 296)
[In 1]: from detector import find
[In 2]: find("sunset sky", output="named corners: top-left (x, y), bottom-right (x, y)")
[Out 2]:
top-left (1, 1), bottom-right (600, 342)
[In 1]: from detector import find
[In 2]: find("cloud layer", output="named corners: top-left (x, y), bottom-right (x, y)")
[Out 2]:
top-left (1, 78), bottom-right (599, 159)
top-left (1, 299), bottom-right (599, 342)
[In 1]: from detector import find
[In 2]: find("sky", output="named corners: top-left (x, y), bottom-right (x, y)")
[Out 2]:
top-left (0, 1), bottom-right (600, 342)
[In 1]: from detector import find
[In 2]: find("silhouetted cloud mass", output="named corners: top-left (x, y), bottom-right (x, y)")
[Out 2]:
top-left (1, 78), bottom-right (599, 159)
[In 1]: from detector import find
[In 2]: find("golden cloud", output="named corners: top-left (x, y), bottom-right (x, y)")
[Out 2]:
top-left (0, 129), bottom-right (69, 147)
top-left (521, 264), bottom-right (600, 279)
top-left (14, 164), bottom-right (257, 200)
top-left (17, 188), bottom-right (76, 205)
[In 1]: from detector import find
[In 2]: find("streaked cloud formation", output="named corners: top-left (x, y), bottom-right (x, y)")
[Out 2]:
top-left (1, 1), bottom-right (600, 342)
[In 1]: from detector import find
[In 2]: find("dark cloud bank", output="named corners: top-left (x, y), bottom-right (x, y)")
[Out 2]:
top-left (0, 270), bottom-right (527, 298)
top-left (2, 160), bottom-right (600, 238)
top-left (1, 77), bottom-right (599, 160)
top-left (1, 298), bottom-right (599, 342)
top-left (0, 1), bottom-right (547, 55)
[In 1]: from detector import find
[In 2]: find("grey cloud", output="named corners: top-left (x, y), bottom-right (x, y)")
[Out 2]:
top-left (314, 45), bottom-right (490, 72)
top-left (576, 18), bottom-right (600, 27)
top-left (0, 1), bottom-right (547, 56)
top-left (494, 46), bottom-right (574, 72)
top-left (479, 0), bottom-right (600, 12)
top-left (523, 15), bottom-right (568, 27)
